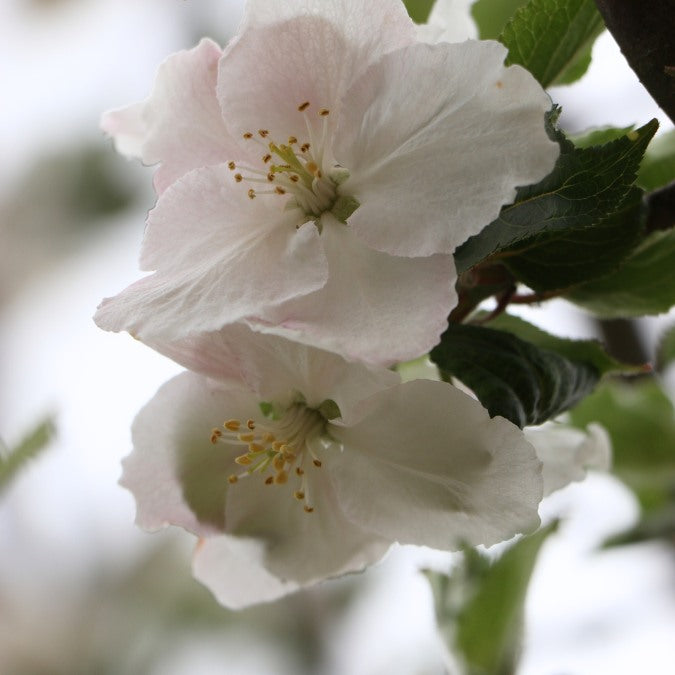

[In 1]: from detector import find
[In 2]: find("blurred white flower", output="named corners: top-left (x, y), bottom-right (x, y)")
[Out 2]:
top-left (122, 327), bottom-right (543, 608)
top-left (95, 0), bottom-right (558, 365)
top-left (417, 0), bottom-right (478, 44)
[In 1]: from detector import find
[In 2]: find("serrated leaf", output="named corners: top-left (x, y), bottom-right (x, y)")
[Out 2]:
top-left (430, 322), bottom-right (599, 427)
top-left (0, 417), bottom-right (56, 493)
top-left (455, 121), bottom-right (658, 274)
top-left (500, 0), bottom-right (604, 88)
top-left (569, 380), bottom-right (675, 511)
top-left (638, 128), bottom-right (675, 191)
top-left (480, 312), bottom-right (643, 375)
top-left (402, 0), bottom-right (435, 22)
top-left (427, 523), bottom-right (556, 675)
top-left (472, 0), bottom-right (528, 39)
top-left (503, 187), bottom-right (645, 291)
top-left (567, 228), bottom-right (675, 317)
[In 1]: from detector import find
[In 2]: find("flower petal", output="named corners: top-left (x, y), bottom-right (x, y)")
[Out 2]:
top-left (192, 536), bottom-right (300, 609)
top-left (101, 39), bottom-right (239, 194)
top-left (329, 379), bottom-right (543, 548)
top-left (146, 325), bottom-right (399, 423)
top-left (417, 0), bottom-right (478, 44)
top-left (525, 421), bottom-right (612, 496)
top-left (247, 215), bottom-right (456, 365)
top-left (336, 40), bottom-right (559, 256)
top-left (217, 0), bottom-right (414, 147)
top-left (121, 372), bottom-right (259, 537)
top-left (94, 165), bottom-right (327, 341)
top-left (224, 443), bottom-right (390, 584)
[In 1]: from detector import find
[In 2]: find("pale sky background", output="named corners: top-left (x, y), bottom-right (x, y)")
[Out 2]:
top-left (1, 2), bottom-right (674, 674)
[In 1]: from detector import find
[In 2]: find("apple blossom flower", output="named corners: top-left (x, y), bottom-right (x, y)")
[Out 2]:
top-left (122, 326), bottom-right (543, 608)
top-left (95, 0), bottom-right (558, 365)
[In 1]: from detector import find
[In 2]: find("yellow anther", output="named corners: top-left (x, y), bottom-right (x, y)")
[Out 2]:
top-left (246, 419), bottom-right (256, 430)
top-left (258, 129), bottom-right (269, 138)
top-left (273, 455), bottom-right (286, 471)
top-left (267, 173), bottom-right (275, 182)
top-left (294, 490), bottom-right (305, 501)
top-left (272, 441), bottom-right (285, 452)
top-left (262, 432), bottom-right (276, 443)
top-left (300, 143), bottom-right (310, 153)
top-left (313, 459), bottom-right (322, 468)
top-left (262, 153), bottom-right (272, 163)
top-left (238, 432), bottom-right (255, 443)
top-left (275, 186), bottom-right (286, 195)
top-left (304, 505), bottom-right (314, 513)
top-left (306, 161), bottom-right (319, 175)
top-left (298, 101), bottom-right (310, 111)
top-left (296, 467), bottom-right (304, 476)
top-left (290, 175), bottom-right (300, 183)
top-left (265, 476), bottom-right (274, 485)
top-left (234, 173), bottom-right (243, 182)
top-left (224, 419), bottom-right (241, 431)
top-left (248, 442), bottom-right (265, 454)
top-left (274, 470), bottom-right (288, 484)
top-left (248, 189), bottom-right (256, 199)
top-left (228, 474), bottom-right (238, 484)
top-left (319, 108), bottom-right (330, 116)
top-left (288, 136), bottom-right (297, 145)
top-left (243, 132), bottom-right (253, 139)
top-left (210, 428), bottom-right (223, 444)
top-left (282, 449), bottom-right (296, 462)
top-left (235, 454), bottom-right (253, 466)
top-left (227, 161), bottom-right (236, 170)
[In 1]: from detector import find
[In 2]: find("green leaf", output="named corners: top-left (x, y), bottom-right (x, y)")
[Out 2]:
top-left (570, 125), bottom-right (634, 148)
top-left (472, 0), bottom-right (528, 39)
top-left (455, 121), bottom-right (658, 274)
top-left (402, 0), bottom-right (435, 22)
top-left (567, 228), bottom-right (675, 317)
top-left (0, 417), bottom-right (56, 493)
top-left (500, 0), bottom-right (604, 88)
top-left (569, 380), bottom-right (675, 511)
top-left (430, 322), bottom-right (599, 427)
top-left (427, 523), bottom-right (557, 675)
top-left (637, 128), bottom-right (675, 191)
top-left (503, 187), bottom-right (645, 291)
top-left (481, 312), bottom-right (643, 375)
top-left (657, 324), bottom-right (675, 371)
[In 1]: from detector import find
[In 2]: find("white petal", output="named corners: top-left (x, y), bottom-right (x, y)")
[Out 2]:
top-left (418, 0), bottom-right (478, 44)
top-left (94, 165), bottom-right (327, 341)
top-left (224, 445), bottom-right (390, 584)
top-left (336, 40), bottom-right (559, 256)
top-left (217, 0), bottom-right (414, 148)
top-left (247, 215), bottom-right (457, 366)
top-left (102, 39), bottom-right (239, 194)
top-left (192, 536), bottom-right (300, 609)
top-left (329, 380), bottom-right (543, 548)
top-left (121, 372), bottom-right (259, 537)
top-left (525, 421), bottom-right (612, 496)
top-left (146, 326), bottom-right (399, 424)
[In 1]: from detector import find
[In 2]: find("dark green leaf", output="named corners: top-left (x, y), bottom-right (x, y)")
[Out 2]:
top-left (402, 0), bottom-right (435, 22)
top-left (472, 0), bottom-right (528, 39)
top-left (503, 187), bottom-right (645, 291)
top-left (500, 0), bottom-right (604, 88)
top-left (455, 121), bottom-right (658, 273)
top-left (567, 228), bottom-right (675, 317)
top-left (427, 523), bottom-right (557, 675)
top-left (481, 312), bottom-right (643, 375)
top-left (0, 417), bottom-right (56, 492)
top-left (638, 128), bottom-right (675, 191)
top-left (569, 380), bottom-right (675, 511)
top-left (430, 322), bottom-right (599, 427)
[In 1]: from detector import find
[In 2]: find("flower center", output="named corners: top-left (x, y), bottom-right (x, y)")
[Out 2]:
top-left (227, 102), bottom-right (359, 223)
top-left (210, 402), bottom-right (328, 513)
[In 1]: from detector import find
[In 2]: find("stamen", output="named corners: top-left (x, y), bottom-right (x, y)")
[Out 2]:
top-left (243, 132), bottom-right (253, 140)
top-left (262, 153), bottom-right (272, 163)
top-left (296, 467), bottom-right (304, 476)
top-left (274, 471), bottom-right (288, 485)
top-left (265, 476), bottom-right (274, 485)
top-left (210, 428), bottom-right (223, 444)
top-left (293, 490), bottom-right (305, 501)
top-left (227, 161), bottom-right (236, 170)
top-left (246, 419), bottom-right (256, 430)
top-left (228, 475), bottom-right (238, 484)
top-left (304, 505), bottom-right (315, 513)
top-left (288, 136), bottom-right (298, 145)
top-left (235, 454), bottom-right (253, 466)
top-left (234, 174), bottom-right (243, 183)
top-left (298, 101), bottom-right (310, 111)
top-left (258, 129), bottom-right (270, 138)
top-left (238, 433), bottom-right (255, 443)
top-left (300, 143), bottom-right (310, 153)
top-left (247, 189), bottom-right (256, 199)
top-left (313, 459), bottom-right (322, 468)
top-left (318, 108), bottom-right (330, 116)
top-left (224, 420), bottom-right (241, 431)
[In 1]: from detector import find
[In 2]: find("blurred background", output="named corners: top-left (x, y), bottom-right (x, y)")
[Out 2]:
top-left (1, 1), bottom-right (674, 673)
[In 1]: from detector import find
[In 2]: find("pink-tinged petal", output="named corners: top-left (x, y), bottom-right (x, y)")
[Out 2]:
top-left (95, 166), bottom-right (327, 341)
top-left (336, 40), bottom-right (559, 256)
top-left (121, 372), bottom-right (259, 537)
top-left (248, 215), bottom-right (456, 366)
top-left (525, 421), bottom-right (612, 496)
top-left (224, 442), bottom-right (390, 585)
top-left (102, 38), bottom-right (241, 194)
top-left (217, 1), bottom-right (415, 149)
top-left (328, 380), bottom-right (543, 548)
top-left (101, 102), bottom-right (145, 158)
top-left (192, 536), bottom-right (300, 609)
top-left (147, 326), bottom-right (399, 425)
